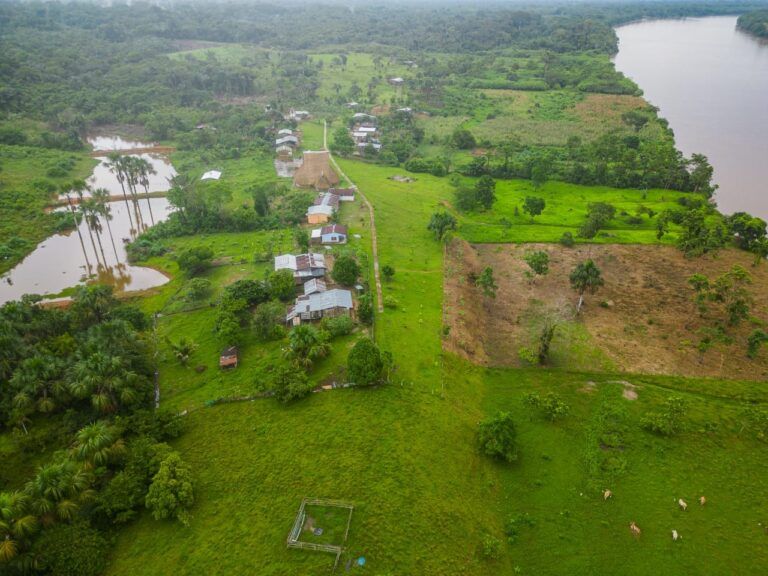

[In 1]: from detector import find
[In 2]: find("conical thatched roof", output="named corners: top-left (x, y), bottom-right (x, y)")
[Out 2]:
top-left (293, 151), bottom-right (340, 190)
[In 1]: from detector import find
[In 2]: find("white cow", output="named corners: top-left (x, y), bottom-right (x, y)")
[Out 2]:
top-left (629, 521), bottom-right (641, 538)
top-left (678, 498), bottom-right (688, 511)
top-left (603, 489), bottom-right (613, 501)
top-left (672, 530), bottom-right (680, 541)
top-left (699, 496), bottom-right (706, 506)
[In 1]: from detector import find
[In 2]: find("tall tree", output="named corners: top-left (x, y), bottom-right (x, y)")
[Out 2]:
top-left (73, 182), bottom-right (103, 269)
top-left (569, 259), bottom-right (604, 313)
top-left (92, 188), bottom-right (120, 262)
top-left (105, 154), bottom-right (134, 233)
top-left (62, 185), bottom-right (92, 274)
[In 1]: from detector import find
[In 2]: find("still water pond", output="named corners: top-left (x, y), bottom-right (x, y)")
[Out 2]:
top-left (614, 16), bottom-right (768, 219)
top-left (0, 137), bottom-right (175, 304)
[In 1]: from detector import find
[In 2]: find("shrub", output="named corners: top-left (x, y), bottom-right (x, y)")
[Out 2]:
top-left (347, 338), bottom-right (385, 386)
top-left (253, 301), bottom-right (286, 341)
top-left (560, 231), bottom-right (575, 247)
top-left (481, 534), bottom-right (502, 560)
top-left (383, 295), bottom-right (399, 309)
top-left (332, 255), bottom-right (361, 286)
top-left (322, 315), bottom-right (354, 338)
top-left (32, 521), bottom-right (109, 576)
top-left (357, 293), bottom-right (374, 325)
top-left (381, 265), bottom-right (395, 281)
top-left (177, 246), bottom-right (214, 275)
top-left (478, 411), bottom-right (518, 462)
top-left (427, 211), bottom-right (457, 241)
top-left (452, 128), bottom-right (477, 150)
top-left (271, 365), bottom-right (312, 403)
top-left (145, 452), bottom-right (195, 525)
top-left (641, 396), bottom-right (686, 436)
top-left (184, 278), bottom-right (212, 302)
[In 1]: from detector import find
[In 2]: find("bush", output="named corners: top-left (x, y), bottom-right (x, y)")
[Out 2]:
top-left (641, 396), bottom-right (686, 436)
top-left (383, 295), bottom-right (399, 309)
top-left (253, 301), bottom-right (286, 341)
top-left (452, 128), bottom-right (477, 150)
top-left (332, 255), bottom-right (361, 286)
top-left (177, 246), bottom-right (214, 275)
top-left (357, 293), bottom-right (374, 325)
top-left (321, 315), bottom-right (354, 338)
top-left (145, 452), bottom-right (195, 525)
top-left (32, 521), bottom-right (109, 576)
top-left (560, 231), bottom-right (575, 247)
top-left (271, 365), bottom-right (312, 402)
top-left (478, 411), bottom-right (518, 462)
top-left (184, 278), bottom-right (213, 302)
top-left (347, 338), bottom-right (385, 386)
top-left (481, 534), bottom-right (502, 560)
top-left (223, 279), bottom-right (269, 307)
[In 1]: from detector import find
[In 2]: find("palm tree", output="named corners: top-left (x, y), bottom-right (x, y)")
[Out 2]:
top-left (69, 352), bottom-right (145, 413)
top-left (91, 187), bottom-right (120, 262)
top-left (124, 157), bottom-right (145, 231)
top-left (9, 355), bottom-right (68, 416)
top-left (71, 421), bottom-right (125, 471)
top-left (105, 154), bottom-right (134, 233)
top-left (286, 325), bottom-right (330, 368)
top-left (0, 491), bottom-right (37, 563)
top-left (73, 181), bottom-right (103, 269)
top-left (84, 199), bottom-right (108, 266)
top-left (24, 461), bottom-right (92, 527)
top-left (136, 157), bottom-right (157, 225)
top-left (61, 183), bottom-right (92, 274)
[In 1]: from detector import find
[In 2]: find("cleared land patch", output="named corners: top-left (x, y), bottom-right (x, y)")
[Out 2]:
top-left (444, 241), bottom-right (768, 379)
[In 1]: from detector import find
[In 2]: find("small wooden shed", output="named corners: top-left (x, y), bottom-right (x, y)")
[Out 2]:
top-left (219, 346), bottom-right (239, 369)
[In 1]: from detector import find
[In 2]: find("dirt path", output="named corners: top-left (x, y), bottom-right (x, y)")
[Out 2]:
top-left (324, 121), bottom-right (384, 313)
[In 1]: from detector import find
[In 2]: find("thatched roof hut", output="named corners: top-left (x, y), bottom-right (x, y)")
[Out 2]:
top-left (293, 151), bottom-right (340, 190)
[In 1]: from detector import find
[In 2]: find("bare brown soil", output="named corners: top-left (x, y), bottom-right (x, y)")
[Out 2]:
top-left (444, 240), bottom-right (768, 380)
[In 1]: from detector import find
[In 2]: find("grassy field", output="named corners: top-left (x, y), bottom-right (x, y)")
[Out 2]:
top-left (0, 144), bottom-right (95, 273)
top-left (103, 149), bottom-right (768, 575)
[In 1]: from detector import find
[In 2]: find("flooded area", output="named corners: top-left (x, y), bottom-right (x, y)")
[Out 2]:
top-left (614, 16), bottom-right (768, 219)
top-left (0, 136), bottom-right (176, 304)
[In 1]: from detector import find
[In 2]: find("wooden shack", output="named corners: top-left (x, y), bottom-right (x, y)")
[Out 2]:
top-left (219, 346), bottom-right (239, 369)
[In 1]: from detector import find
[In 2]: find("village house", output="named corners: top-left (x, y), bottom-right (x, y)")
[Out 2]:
top-left (352, 112), bottom-right (377, 123)
top-left (275, 135), bottom-right (299, 148)
top-left (277, 128), bottom-right (294, 136)
top-left (276, 144), bottom-right (294, 161)
top-left (219, 346), bottom-right (239, 369)
top-left (274, 253), bottom-right (327, 284)
top-left (293, 150), bottom-right (340, 190)
top-left (328, 187), bottom-right (356, 201)
top-left (287, 109), bottom-right (311, 121)
top-left (311, 224), bottom-right (348, 245)
top-left (286, 289), bottom-right (354, 325)
top-left (388, 77), bottom-right (405, 86)
top-left (306, 191), bottom-right (340, 224)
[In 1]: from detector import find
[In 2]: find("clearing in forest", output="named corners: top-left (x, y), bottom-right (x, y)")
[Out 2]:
top-left (444, 240), bottom-right (768, 380)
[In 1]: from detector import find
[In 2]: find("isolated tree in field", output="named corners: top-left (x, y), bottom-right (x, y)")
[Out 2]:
top-left (475, 266), bottom-right (498, 298)
top-left (381, 265), bottom-right (395, 282)
top-left (177, 246), bottom-right (214, 276)
top-left (347, 338), bottom-right (385, 386)
top-left (579, 202), bottom-right (615, 239)
top-left (475, 175), bottom-right (497, 210)
top-left (145, 452), bottom-right (194, 526)
top-left (522, 196), bottom-right (545, 222)
top-left (688, 265), bottom-right (753, 326)
top-left (452, 128), bottom-right (477, 150)
top-left (167, 337), bottom-right (197, 366)
top-left (332, 255), bottom-right (361, 286)
top-left (270, 365), bottom-right (311, 403)
top-left (427, 211), bottom-right (457, 241)
top-left (524, 250), bottom-right (549, 280)
top-left (478, 411), bottom-right (518, 462)
top-left (569, 259), bottom-right (604, 313)
top-left (268, 269), bottom-right (296, 302)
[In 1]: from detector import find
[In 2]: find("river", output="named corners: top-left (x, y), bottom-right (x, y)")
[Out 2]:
top-left (614, 16), bottom-right (768, 219)
top-left (0, 137), bottom-right (176, 304)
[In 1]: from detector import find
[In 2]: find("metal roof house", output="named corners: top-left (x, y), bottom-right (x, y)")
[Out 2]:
top-left (311, 224), bottom-right (348, 245)
top-left (306, 192), bottom-right (340, 224)
top-left (201, 170), bottom-right (222, 181)
top-left (275, 135), bottom-right (299, 147)
top-left (274, 253), bottom-right (327, 283)
top-left (328, 187), bottom-right (356, 201)
top-left (277, 128), bottom-right (294, 136)
top-left (286, 289), bottom-right (354, 324)
top-left (303, 278), bottom-right (327, 295)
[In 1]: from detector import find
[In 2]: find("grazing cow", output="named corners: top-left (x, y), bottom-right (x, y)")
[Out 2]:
top-left (678, 499), bottom-right (688, 511)
top-left (629, 521), bottom-right (641, 538)
top-left (603, 489), bottom-right (613, 501)
top-left (699, 496), bottom-right (706, 506)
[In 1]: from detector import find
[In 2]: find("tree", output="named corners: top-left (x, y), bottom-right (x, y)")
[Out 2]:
top-left (70, 284), bottom-right (117, 328)
top-left (454, 185), bottom-right (477, 212)
top-left (676, 208), bottom-right (726, 257)
top-left (184, 278), bottom-right (212, 302)
top-left (688, 265), bottom-right (753, 326)
top-left (167, 337), bottom-right (198, 366)
top-left (331, 127), bottom-right (355, 156)
top-left (687, 153), bottom-right (718, 198)
top-left (253, 301), bottom-right (286, 341)
top-left (725, 212), bottom-right (767, 251)
top-left (294, 227), bottom-right (310, 253)
top-left (569, 259), bottom-right (604, 313)
top-left (524, 251), bottom-right (549, 280)
top-left (381, 265), bottom-right (395, 282)
top-left (475, 176), bottom-right (496, 210)
top-left (0, 491), bottom-right (37, 564)
top-left (332, 255), bottom-right (361, 286)
top-left (452, 128), bottom-right (476, 150)
top-left (286, 325), bottom-right (330, 368)
top-left (270, 365), bottom-right (311, 403)
top-left (522, 196), bottom-right (545, 222)
top-left (579, 202), bottom-right (615, 239)
top-left (25, 460), bottom-right (91, 527)
top-left (347, 338), bottom-right (384, 386)
top-left (427, 212), bottom-right (457, 241)
top-left (145, 452), bottom-right (194, 526)
top-left (69, 352), bottom-right (148, 413)
top-left (523, 392), bottom-right (570, 421)
top-left (747, 330), bottom-right (768, 359)
top-left (357, 293), bottom-right (374, 325)
top-left (475, 267), bottom-right (498, 298)
top-left (71, 421), bottom-right (124, 470)
top-left (268, 269), bottom-right (296, 302)
top-left (177, 246), bottom-right (214, 275)
top-left (478, 412), bottom-right (518, 462)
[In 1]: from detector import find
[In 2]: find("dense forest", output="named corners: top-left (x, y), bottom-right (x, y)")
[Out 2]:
top-left (737, 8), bottom-right (768, 36)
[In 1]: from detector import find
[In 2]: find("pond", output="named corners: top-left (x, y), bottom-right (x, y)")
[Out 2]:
top-left (614, 16), bottom-right (768, 219)
top-left (0, 137), bottom-right (176, 304)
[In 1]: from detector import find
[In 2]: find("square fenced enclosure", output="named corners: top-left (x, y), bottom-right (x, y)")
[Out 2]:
top-left (287, 498), bottom-right (355, 567)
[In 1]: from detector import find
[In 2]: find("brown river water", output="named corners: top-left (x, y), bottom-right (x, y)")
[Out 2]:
top-left (0, 137), bottom-right (176, 304)
top-left (614, 16), bottom-right (768, 219)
